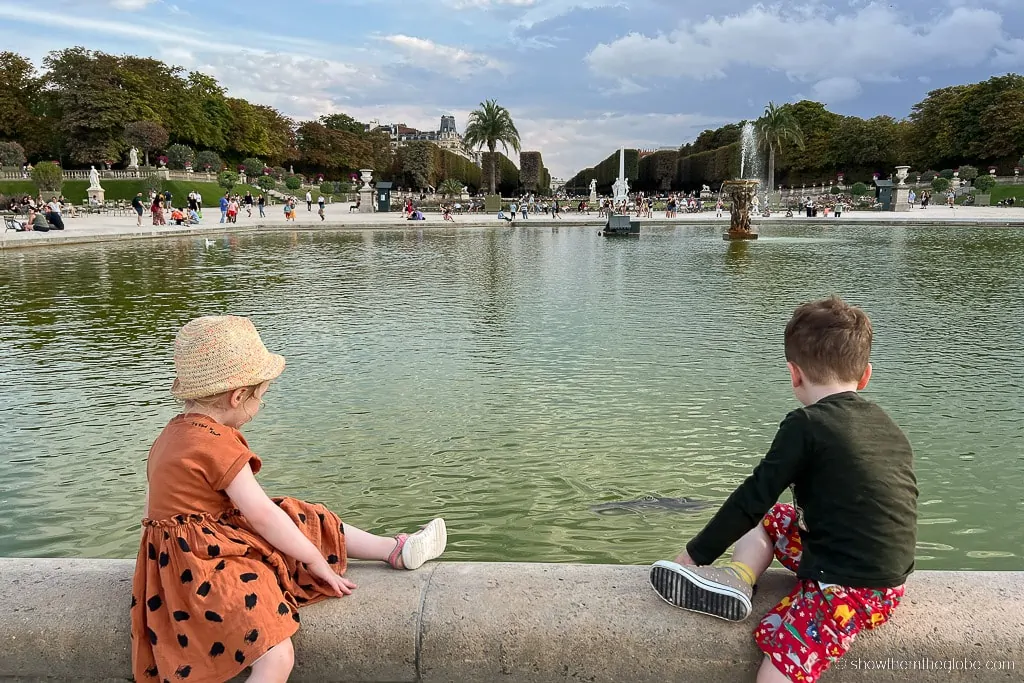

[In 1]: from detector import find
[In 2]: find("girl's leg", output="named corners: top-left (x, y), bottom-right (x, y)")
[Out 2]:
top-left (343, 523), bottom-right (401, 563)
top-left (247, 637), bottom-right (294, 683)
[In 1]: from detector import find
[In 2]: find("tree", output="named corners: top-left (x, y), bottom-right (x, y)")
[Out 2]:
top-left (319, 113), bottom-right (364, 134)
top-left (166, 143), bottom-right (194, 170)
top-left (958, 165), bottom-right (978, 182)
top-left (284, 175), bottom-right (302, 191)
top-left (195, 150), bottom-right (222, 172)
top-left (463, 99), bottom-right (521, 194)
top-left (218, 170), bottom-right (238, 192)
top-left (241, 157), bottom-right (264, 176)
top-left (850, 182), bottom-right (869, 197)
top-left (756, 101), bottom-right (804, 194)
top-left (124, 120), bottom-right (168, 167)
top-left (0, 141), bottom-right (26, 167)
top-left (439, 178), bottom-right (463, 198)
top-left (31, 161), bottom-right (62, 195)
top-left (973, 174), bottom-right (996, 194)
top-left (319, 181), bottom-right (334, 196)
top-left (256, 175), bottom-right (277, 193)
top-left (931, 177), bottom-right (950, 193)
top-left (0, 52), bottom-right (40, 143)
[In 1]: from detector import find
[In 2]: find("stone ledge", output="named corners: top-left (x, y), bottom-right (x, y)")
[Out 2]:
top-left (0, 559), bottom-right (1020, 682)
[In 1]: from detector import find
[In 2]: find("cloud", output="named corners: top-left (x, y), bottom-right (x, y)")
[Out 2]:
top-left (586, 5), bottom-right (1012, 84)
top-left (449, 0), bottom-right (539, 7)
top-left (514, 110), bottom-right (730, 177)
top-left (108, 0), bottom-right (156, 8)
top-left (811, 77), bottom-right (862, 104)
top-left (380, 34), bottom-right (508, 78)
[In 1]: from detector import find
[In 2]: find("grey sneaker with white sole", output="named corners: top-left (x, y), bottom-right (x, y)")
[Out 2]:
top-left (649, 560), bottom-right (753, 622)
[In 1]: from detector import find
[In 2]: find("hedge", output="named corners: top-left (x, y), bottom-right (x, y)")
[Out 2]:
top-left (676, 142), bottom-right (740, 190)
top-left (481, 152), bottom-right (520, 196)
top-left (637, 151), bottom-right (680, 192)
top-left (388, 141), bottom-right (482, 192)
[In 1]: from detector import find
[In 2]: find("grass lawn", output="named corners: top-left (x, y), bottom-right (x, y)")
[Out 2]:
top-left (990, 184), bottom-right (1024, 204)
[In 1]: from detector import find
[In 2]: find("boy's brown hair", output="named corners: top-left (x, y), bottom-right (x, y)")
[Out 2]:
top-left (784, 296), bottom-right (873, 384)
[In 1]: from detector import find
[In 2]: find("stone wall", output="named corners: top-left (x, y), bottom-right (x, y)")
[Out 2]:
top-left (0, 559), bottom-right (1020, 682)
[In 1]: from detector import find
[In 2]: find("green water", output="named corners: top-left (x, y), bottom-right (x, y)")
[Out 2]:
top-left (1, 224), bottom-right (1022, 570)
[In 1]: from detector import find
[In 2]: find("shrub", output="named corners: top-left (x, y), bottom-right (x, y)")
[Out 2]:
top-left (217, 170), bottom-right (238, 192)
top-left (939, 168), bottom-right (954, 179)
top-left (195, 151), bottom-right (222, 172)
top-left (0, 141), bottom-right (27, 168)
top-left (931, 177), bottom-right (950, 193)
top-left (438, 178), bottom-right (463, 197)
top-left (319, 182), bottom-right (334, 196)
top-left (920, 170), bottom-right (936, 182)
top-left (31, 162), bottom-right (63, 193)
top-left (272, 166), bottom-right (287, 180)
top-left (850, 181), bottom-right (869, 197)
top-left (241, 157), bottom-right (264, 176)
top-left (973, 174), bottom-right (996, 194)
top-left (166, 144), bottom-right (195, 170)
top-left (284, 175), bottom-right (302, 190)
top-left (256, 175), bottom-right (277, 192)
top-left (143, 173), bottom-right (163, 196)
top-left (958, 165), bottom-right (978, 182)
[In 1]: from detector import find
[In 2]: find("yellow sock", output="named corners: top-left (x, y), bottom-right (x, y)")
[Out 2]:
top-left (720, 561), bottom-right (757, 586)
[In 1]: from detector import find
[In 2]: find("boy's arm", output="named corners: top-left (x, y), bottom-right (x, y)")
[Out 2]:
top-left (685, 410), bottom-right (810, 565)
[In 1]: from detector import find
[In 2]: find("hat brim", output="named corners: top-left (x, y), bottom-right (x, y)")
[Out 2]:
top-left (171, 352), bottom-right (286, 400)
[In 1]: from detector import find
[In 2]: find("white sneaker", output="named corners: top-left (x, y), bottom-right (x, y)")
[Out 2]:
top-left (401, 518), bottom-right (447, 570)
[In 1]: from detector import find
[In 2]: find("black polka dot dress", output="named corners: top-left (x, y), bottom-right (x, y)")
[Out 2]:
top-left (130, 415), bottom-right (349, 682)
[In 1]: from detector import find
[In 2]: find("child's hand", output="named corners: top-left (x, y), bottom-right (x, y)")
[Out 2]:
top-left (674, 550), bottom-right (697, 566)
top-left (309, 559), bottom-right (357, 597)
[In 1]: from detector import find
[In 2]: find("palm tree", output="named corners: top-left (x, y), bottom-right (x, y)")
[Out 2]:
top-left (463, 99), bottom-right (521, 195)
top-left (756, 102), bottom-right (804, 195)
top-left (439, 177), bottom-right (463, 198)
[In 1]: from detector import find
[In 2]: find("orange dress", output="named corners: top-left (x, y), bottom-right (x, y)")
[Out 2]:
top-left (131, 414), bottom-right (348, 683)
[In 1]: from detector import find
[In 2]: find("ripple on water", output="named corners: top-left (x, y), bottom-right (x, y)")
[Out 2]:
top-left (0, 224), bottom-right (1023, 569)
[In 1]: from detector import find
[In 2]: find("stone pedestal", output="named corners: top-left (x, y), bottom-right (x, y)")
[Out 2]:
top-left (157, 168), bottom-right (170, 180)
top-left (87, 187), bottom-right (105, 205)
top-left (893, 187), bottom-right (911, 212)
top-left (589, 189), bottom-right (597, 204)
top-left (358, 188), bottom-right (374, 213)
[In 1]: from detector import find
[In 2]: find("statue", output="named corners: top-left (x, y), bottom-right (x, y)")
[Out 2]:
top-left (589, 179), bottom-right (597, 194)
top-left (128, 147), bottom-right (139, 168)
top-left (702, 184), bottom-right (711, 193)
top-left (88, 165), bottom-right (101, 189)
top-left (611, 176), bottom-right (629, 205)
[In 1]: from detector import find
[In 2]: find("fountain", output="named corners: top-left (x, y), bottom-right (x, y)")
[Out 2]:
top-left (739, 122), bottom-right (762, 181)
top-left (720, 121), bottom-right (763, 240)
top-left (721, 179), bottom-right (760, 240)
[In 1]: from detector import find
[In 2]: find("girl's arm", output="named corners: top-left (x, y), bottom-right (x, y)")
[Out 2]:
top-left (225, 464), bottom-right (355, 596)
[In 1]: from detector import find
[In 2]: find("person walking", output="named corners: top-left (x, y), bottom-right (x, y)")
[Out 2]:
top-left (258, 194), bottom-right (266, 218)
top-left (306, 190), bottom-right (312, 212)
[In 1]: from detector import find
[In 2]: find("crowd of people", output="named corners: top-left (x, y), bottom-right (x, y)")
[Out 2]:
top-left (3, 195), bottom-right (71, 231)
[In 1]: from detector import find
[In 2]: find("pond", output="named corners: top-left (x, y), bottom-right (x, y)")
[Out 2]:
top-left (1, 223), bottom-right (1021, 569)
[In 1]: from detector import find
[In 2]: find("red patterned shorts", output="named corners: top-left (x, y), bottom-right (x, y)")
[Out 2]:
top-left (754, 503), bottom-right (904, 683)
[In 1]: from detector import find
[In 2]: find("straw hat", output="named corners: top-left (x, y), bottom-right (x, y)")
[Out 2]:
top-left (171, 316), bottom-right (285, 400)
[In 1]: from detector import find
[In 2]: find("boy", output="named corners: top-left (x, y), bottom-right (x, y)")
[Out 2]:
top-left (650, 296), bottom-right (917, 683)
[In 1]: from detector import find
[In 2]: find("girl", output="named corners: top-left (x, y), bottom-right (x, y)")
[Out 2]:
top-left (131, 316), bottom-right (447, 683)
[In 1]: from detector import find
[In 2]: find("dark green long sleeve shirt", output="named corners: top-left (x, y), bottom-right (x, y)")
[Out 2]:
top-left (687, 392), bottom-right (918, 588)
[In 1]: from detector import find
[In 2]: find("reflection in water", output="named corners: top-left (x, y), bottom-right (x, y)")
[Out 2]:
top-left (1, 224), bottom-right (1022, 569)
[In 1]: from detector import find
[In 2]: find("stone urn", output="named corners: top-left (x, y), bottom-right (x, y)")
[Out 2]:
top-left (359, 169), bottom-right (373, 190)
top-left (895, 166), bottom-right (910, 186)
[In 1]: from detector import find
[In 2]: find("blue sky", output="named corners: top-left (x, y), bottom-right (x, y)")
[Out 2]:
top-left (0, 0), bottom-right (1022, 177)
